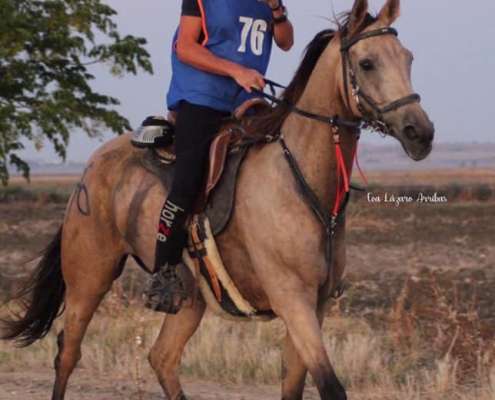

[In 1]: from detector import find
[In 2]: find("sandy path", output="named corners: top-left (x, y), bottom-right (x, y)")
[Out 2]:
top-left (0, 372), bottom-right (320, 400)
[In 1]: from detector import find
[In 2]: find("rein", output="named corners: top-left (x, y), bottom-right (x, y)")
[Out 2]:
top-left (255, 79), bottom-right (365, 131)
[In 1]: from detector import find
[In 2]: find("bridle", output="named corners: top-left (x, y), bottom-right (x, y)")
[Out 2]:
top-left (257, 26), bottom-right (421, 134)
top-left (340, 26), bottom-right (421, 133)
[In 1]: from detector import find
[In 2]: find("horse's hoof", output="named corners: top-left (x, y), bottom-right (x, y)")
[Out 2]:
top-left (176, 391), bottom-right (189, 400)
top-left (336, 388), bottom-right (347, 400)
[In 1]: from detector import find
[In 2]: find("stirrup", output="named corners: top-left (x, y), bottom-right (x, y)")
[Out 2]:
top-left (144, 264), bottom-right (187, 314)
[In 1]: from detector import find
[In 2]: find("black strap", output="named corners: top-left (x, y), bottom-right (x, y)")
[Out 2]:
top-left (380, 93), bottom-right (421, 113)
top-left (253, 81), bottom-right (363, 130)
top-left (341, 27), bottom-right (398, 51)
top-left (341, 47), bottom-right (353, 114)
top-left (279, 136), bottom-right (335, 266)
top-left (264, 78), bottom-right (286, 91)
top-left (279, 137), bottom-right (332, 233)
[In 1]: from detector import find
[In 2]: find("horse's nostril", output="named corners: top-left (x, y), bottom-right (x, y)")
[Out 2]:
top-left (403, 125), bottom-right (419, 142)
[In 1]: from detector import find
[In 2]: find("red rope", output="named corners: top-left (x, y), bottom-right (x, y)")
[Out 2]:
top-left (332, 137), bottom-right (370, 217)
top-left (332, 143), bottom-right (350, 216)
top-left (332, 176), bottom-right (342, 217)
top-left (337, 145), bottom-right (350, 192)
top-left (352, 142), bottom-right (368, 186)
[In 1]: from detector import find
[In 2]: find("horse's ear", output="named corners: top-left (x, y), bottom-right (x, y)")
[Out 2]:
top-left (348, 0), bottom-right (369, 36)
top-left (377, 0), bottom-right (401, 26)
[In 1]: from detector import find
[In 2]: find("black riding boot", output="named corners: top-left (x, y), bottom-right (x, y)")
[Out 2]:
top-left (144, 199), bottom-right (189, 313)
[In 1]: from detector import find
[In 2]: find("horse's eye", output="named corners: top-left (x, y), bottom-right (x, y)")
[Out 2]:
top-left (359, 59), bottom-right (375, 71)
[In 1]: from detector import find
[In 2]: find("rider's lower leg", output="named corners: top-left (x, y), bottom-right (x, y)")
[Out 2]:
top-left (144, 101), bottom-right (228, 313)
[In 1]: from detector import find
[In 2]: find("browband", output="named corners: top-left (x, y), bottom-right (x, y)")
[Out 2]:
top-left (341, 27), bottom-right (398, 52)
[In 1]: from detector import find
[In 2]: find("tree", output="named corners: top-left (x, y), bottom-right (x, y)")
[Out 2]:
top-left (0, 0), bottom-right (153, 184)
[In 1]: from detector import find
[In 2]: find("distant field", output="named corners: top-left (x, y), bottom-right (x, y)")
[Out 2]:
top-left (8, 166), bottom-right (495, 184)
top-left (4, 167), bottom-right (495, 202)
top-left (8, 167), bottom-right (495, 187)
top-left (9, 175), bottom-right (80, 185)
top-left (363, 168), bottom-right (495, 185)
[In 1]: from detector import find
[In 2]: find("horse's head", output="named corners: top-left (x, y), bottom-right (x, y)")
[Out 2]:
top-left (339, 0), bottom-right (434, 161)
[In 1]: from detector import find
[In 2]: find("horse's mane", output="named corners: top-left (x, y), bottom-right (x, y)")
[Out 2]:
top-left (248, 12), bottom-right (377, 137)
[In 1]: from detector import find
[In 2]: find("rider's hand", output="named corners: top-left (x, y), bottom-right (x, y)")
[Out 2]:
top-left (232, 67), bottom-right (266, 93)
top-left (261, 0), bottom-right (281, 10)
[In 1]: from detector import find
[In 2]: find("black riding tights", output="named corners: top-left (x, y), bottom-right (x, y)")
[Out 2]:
top-left (155, 101), bottom-right (229, 268)
top-left (169, 101), bottom-right (229, 210)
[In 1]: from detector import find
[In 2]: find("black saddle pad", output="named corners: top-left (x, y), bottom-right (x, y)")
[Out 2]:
top-left (139, 147), bottom-right (248, 235)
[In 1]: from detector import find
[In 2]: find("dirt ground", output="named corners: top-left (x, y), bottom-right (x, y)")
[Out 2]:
top-left (0, 372), bottom-right (299, 400)
top-left (0, 172), bottom-right (494, 399)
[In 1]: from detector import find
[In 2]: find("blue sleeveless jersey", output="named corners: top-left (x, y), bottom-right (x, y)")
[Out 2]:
top-left (167, 0), bottom-right (273, 112)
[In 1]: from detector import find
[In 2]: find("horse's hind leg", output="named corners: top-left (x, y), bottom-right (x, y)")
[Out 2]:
top-left (149, 296), bottom-right (206, 400)
top-left (52, 231), bottom-right (125, 400)
top-left (52, 287), bottom-right (107, 400)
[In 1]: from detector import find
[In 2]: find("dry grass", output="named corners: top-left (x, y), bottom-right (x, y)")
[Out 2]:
top-left (1, 281), bottom-right (494, 400)
top-left (9, 175), bottom-right (80, 186)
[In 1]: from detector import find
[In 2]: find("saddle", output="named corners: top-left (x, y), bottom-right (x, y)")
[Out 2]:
top-left (132, 98), bottom-right (270, 208)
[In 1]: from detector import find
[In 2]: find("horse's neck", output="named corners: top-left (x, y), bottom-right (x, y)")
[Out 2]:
top-left (280, 42), bottom-right (357, 205)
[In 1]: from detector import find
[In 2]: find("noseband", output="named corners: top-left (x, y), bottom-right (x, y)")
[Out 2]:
top-left (340, 27), bottom-right (421, 133)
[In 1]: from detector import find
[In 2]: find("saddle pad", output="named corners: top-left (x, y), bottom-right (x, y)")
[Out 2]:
top-left (139, 146), bottom-right (248, 236)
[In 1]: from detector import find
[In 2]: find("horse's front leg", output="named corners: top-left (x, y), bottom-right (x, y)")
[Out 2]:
top-left (274, 294), bottom-right (346, 400)
top-left (281, 303), bottom-right (328, 400)
top-left (281, 331), bottom-right (307, 400)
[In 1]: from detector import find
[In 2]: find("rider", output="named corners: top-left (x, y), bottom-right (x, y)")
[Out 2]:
top-left (145, 0), bottom-right (294, 313)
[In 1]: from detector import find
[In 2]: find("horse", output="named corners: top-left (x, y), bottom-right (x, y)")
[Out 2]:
top-left (1, 0), bottom-right (434, 399)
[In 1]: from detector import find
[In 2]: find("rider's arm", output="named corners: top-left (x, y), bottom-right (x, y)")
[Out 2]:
top-left (176, 16), bottom-right (266, 93)
top-left (271, 3), bottom-right (294, 51)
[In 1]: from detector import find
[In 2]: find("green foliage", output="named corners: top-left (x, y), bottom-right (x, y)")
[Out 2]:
top-left (0, 0), bottom-right (153, 184)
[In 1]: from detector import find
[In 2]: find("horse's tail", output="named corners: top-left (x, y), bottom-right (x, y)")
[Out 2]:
top-left (1, 226), bottom-right (65, 347)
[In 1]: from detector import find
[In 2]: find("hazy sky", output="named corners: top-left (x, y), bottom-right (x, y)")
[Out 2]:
top-left (21, 0), bottom-right (495, 162)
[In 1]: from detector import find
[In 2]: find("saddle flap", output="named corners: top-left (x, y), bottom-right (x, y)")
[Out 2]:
top-left (206, 130), bottom-right (232, 198)
top-left (204, 98), bottom-right (270, 200)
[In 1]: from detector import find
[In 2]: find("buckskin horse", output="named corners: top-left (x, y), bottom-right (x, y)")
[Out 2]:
top-left (1, 0), bottom-right (434, 399)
